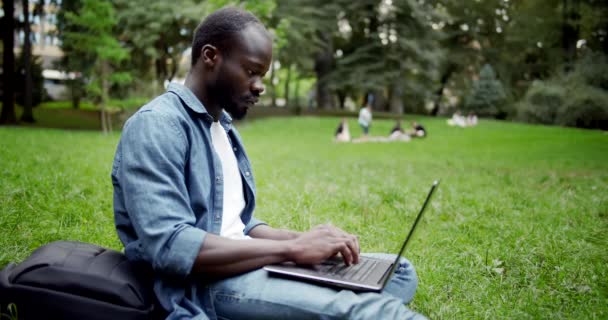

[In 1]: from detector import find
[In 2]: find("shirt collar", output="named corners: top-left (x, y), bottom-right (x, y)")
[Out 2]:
top-left (167, 82), bottom-right (233, 131)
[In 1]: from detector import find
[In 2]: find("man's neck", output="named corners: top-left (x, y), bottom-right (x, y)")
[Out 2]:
top-left (185, 71), bottom-right (223, 121)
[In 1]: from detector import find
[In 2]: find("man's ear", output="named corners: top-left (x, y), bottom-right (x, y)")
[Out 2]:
top-left (201, 44), bottom-right (220, 67)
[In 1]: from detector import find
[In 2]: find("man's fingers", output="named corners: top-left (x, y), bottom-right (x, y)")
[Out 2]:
top-left (348, 235), bottom-right (359, 264)
top-left (351, 235), bottom-right (360, 263)
top-left (335, 242), bottom-right (353, 265)
top-left (343, 236), bottom-right (359, 264)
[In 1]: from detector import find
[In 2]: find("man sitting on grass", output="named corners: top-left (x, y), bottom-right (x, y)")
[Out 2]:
top-left (111, 7), bottom-right (425, 320)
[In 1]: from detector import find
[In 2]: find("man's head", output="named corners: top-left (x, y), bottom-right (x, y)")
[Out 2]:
top-left (191, 7), bottom-right (272, 120)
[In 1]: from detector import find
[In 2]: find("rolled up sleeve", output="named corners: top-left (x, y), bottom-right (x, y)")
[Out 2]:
top-left (118, 111), bottom-right (205, 277)
top-left (243, 217), bottom-right (267, 235)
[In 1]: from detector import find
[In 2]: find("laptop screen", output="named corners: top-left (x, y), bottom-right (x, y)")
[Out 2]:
top-left (379, 180), bottom-right (440, 290)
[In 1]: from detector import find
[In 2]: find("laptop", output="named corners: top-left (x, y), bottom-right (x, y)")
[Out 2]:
top-left (264, 180), bottom-right (440, 292)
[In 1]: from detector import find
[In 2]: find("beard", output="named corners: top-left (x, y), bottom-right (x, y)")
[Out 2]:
top-left (227, 102), bottom-right (248, 120)
top-left (221, 95), bottom-right (249, 120)
top-left (215, 69), bottom-right (250, 120)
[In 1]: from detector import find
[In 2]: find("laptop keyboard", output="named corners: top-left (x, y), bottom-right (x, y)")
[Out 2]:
top-left (319, 258), bottom-right (378, 281)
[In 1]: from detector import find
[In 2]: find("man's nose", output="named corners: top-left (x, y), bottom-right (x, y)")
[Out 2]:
top-left (252, 77), bottom-right (265, 95)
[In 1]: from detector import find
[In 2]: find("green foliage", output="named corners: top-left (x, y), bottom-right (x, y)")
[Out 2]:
top-left (276, 0), bottom-right (444, 111)
top-left (555, 85), bottom-right (608, 129)
top-left (113, 0), bottom-right (204, 88)
top-left (517, 52), bottom-right (608, 129)
top-left (56, 0), bottom-right (92, 108)
top-left (515, 80), bottom-right (563, 125)
top-left (1, 118), bottom-right (607, 318)
top-left (62, 0), bottom-right (131, 106)
top-left (465, 64), bottom-right (507, 118)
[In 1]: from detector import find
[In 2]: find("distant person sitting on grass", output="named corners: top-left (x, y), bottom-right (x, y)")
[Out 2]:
top-left (111, 7), bottom-right (425, 320)
top-left (409, 121), bottom-right (426, 138)
top-left (358, 102), bottom-right (373, 139)
top-left (447, 111), bottom-right (467, 127)
top-left (352, 119), bottom-right (411, 143)
top-left (466, 112), bottom-right (478, 127)
top-left (388, 119), bottom-right (411, 142)
top-left (390, 119), bottom-right (404, 135)
top-left (334, 117), bottom-right (351, 142)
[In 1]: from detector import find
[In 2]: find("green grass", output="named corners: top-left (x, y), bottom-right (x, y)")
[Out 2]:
top-left (1, 116), bottom-right (607, 319)
top-left (36, 97), bottom-right (149, 111)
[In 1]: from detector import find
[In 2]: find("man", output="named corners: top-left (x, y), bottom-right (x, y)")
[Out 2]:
top-left (112, 7), bottom-right (425, 320)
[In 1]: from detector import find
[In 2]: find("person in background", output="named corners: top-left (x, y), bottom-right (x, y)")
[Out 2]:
top-left (447, 111), bottom-right (466, 127)
top-left (466, 112), bottom-right (478, 126)
top-left (358, 102), bottom-right (373, 139)
top-left (387, 119), bottom-right (410, 142)
top-left (390, 119), bottom-right (404, 135)
top-left (335, 117), bottom-right (351, 142)
top-left (410, 121), bottom-right (427, 138)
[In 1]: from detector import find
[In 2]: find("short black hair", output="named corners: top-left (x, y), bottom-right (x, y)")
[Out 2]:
top-left (191, 7), bottom-right (263, 66)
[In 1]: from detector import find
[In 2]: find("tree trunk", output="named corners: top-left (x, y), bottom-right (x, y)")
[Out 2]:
top-left (106, 109), bottom-right (113, 133)
top-left (294, 75), bottom-right (300, 109)
top-left (314, 33), bottom-right (333, 110)
top-left (21, 0), bottom-right (35, 123)
top-left (336, 90), bottom-right (346, 109)
top-left (1, 0), bottom-right (17, 125)
top-left (69, 79), bottom-right (81, 109)
top-left (36, 0), bottom-right (45, 48)
top-left (389, 83), bottom-right (403, 114)
top-left (155, 57), bottom-right (166, 91)
top-left (269, 60), bottom-right (277, 108)
top-left (430, 66), bottom-right (454, 116)
top-left (100, 61), bottom-right (110, 134)
top-left (562, 0), bottom-right (580, 71)
top-left (284, 64), bottom-right (292, 107)
top-left (100, 109), bottom-right (106, 133)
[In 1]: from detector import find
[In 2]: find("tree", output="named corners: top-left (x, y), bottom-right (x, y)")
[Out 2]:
top-left (16, 52), bottom-right (44, 109)
top-left (1, 0), bottom-right (17, 124)
top-left (20, 0), bottom-right (35, 123)
top-left (113, 0), bottom-right (206, 92)
top-left (63, 0), bottom-right (131, 133)
top-left (465, 64), bottom-right (506, 118)
top-left (277, 0), bottom-right (443, 112)
top-left (276, 1), bottom-right (344, 109)
top-left (56, 0), bottom-right (90, 109)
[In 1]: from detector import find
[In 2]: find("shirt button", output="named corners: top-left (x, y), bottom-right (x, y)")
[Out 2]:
top-left (245, 171), bottom-right (250, 177)
top-left (216, 176), bottom-right (221, 182)
top-left (233, 147), bottom-right (237, 152)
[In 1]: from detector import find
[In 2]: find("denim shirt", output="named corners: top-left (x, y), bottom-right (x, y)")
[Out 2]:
top-left (112, 83), bottom-right (266, 319)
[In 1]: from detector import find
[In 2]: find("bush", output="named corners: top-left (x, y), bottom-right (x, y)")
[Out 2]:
top-left (516, 81), bottom-right (564, 125)
top-left (516, 51), bottom-right (608, 130)
top-left (556, 84), bottom-right (608, 129)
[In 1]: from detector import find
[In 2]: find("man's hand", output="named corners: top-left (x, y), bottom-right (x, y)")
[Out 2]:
top-left (286, 224), bottom-right (360, 266)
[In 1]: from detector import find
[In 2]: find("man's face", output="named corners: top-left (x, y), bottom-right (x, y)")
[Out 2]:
top-left (215, 24), bottom-right (272, 120)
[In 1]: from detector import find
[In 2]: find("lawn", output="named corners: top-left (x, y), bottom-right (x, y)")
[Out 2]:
top-left (1, 116), bottom-right (607, 319)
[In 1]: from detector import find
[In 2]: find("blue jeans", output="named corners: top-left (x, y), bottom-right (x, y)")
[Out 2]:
top-left (208, 253), bottom-right (426, 320)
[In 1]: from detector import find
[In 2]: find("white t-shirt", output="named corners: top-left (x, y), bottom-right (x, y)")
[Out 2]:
top-left (358, 107), bottom-right (372, 126)
top-left (210, 121), bottom-right (249, 240)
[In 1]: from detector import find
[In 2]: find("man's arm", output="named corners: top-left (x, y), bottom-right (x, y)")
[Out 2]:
top-left (192, 224), bottom-right (360, 278)
top-left (248, 224), bottom-right (301, 240)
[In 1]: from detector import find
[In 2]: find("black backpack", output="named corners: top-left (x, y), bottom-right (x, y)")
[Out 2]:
top-left (0, 241), bottom-right (164, 320)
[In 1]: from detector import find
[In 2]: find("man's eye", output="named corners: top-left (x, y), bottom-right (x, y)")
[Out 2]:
top-left (247, 69), bottom-right (254, 76)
